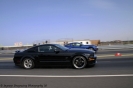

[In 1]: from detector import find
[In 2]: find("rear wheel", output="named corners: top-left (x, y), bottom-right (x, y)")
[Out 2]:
top-left (72, 56), bottom-right (87, 69)
top-left (22, 58), bottom-right (34, 69)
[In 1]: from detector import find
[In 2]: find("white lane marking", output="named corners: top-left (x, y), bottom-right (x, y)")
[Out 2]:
top-left (98, 55), bottom-right (115, 57)
top-left (0, 58), bottom-right (12, 60)
top-left (0, 74), bottom-right (133, 78)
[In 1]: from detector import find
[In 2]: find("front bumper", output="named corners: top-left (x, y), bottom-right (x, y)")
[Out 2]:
top-left (87, 55), bottom-right (97, 65)
top-left (13, 57), bottom-right (21, 65)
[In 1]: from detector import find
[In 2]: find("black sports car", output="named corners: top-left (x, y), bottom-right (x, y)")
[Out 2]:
top-left (13, 44), bottom-right (97, 69)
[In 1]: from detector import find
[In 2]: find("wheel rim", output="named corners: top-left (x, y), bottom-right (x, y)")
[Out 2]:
top-left (24, 59), bottom-right (33, 68)
top-left (73, 56), bottom-right (86, 69)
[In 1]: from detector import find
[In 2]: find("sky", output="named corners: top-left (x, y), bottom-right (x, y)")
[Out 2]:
top-left (0, 0), bottom-right (133, 46)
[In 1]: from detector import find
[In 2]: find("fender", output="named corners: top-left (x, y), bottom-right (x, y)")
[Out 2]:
top-left (70, 52), bottom-right (89, 61)
top-left (20, 55), bottom-right (35, 62)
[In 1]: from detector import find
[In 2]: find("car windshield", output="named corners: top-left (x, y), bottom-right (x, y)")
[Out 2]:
top-left (55, 44), bottom-right (69, 51)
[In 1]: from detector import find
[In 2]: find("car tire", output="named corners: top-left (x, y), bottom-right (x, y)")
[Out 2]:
top-left (72, 56), bottom-right (87, 69)
top-left (22, 58), bottom-right (34, 69)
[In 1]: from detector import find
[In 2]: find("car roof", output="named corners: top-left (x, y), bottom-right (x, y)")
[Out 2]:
top-left (69, 42), bottom-right (81, 44)
top-left (30, 44), bottom-right (59, 48)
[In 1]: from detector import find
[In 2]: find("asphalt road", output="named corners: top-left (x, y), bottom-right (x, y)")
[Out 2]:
top-left (0, 49), bottom-right (133, 88)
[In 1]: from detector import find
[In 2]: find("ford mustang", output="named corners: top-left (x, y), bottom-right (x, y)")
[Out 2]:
top-left (13, 44), bottom-right (97, 69)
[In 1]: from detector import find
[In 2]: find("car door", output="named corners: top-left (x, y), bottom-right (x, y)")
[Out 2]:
top-left (38, 45), bottom-right (50, 64)
top-left (38, 45), bottom-right (69, 65)
top-left (50, 46), bottom-right (70, 65)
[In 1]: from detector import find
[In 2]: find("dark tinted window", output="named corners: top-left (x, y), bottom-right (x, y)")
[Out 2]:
top-left (55, 44), bottom-right (68, 50)
top-left (38, 45), bottom-right (61, 52)
top-left (73, 43), bottom-right (81, 46)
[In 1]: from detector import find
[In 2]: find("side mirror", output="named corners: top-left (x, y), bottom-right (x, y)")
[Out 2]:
top-left (54, 50), bottom-right (60, 53)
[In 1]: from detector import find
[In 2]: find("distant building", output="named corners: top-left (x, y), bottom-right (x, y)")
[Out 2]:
top-left (90, 40), bottom-right (100, 45)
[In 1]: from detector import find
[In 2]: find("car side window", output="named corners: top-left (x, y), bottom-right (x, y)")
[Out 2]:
top-left (73, 43), bottom-right (81, 46)
top-left (50, 46), bottom-right (61, 51)
top-left (72, 43), bottom-right (75, 46)
top-left (38, 45), bottom-right (61, 52)
top-left (38, 45), bottom-right (50, 52)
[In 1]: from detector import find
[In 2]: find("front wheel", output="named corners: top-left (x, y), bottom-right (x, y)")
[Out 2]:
top-left (22, 58), bottom-right (35, 69)
top-left (72, 56), bottom-right (87, 69)
top-left (88, 60), bottom-right (97, 67)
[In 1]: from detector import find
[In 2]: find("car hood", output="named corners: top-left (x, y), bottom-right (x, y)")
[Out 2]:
top-left (15, 49), bottom-right (27, 53)
top-left (66, 48), bottom-right (95, 53)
